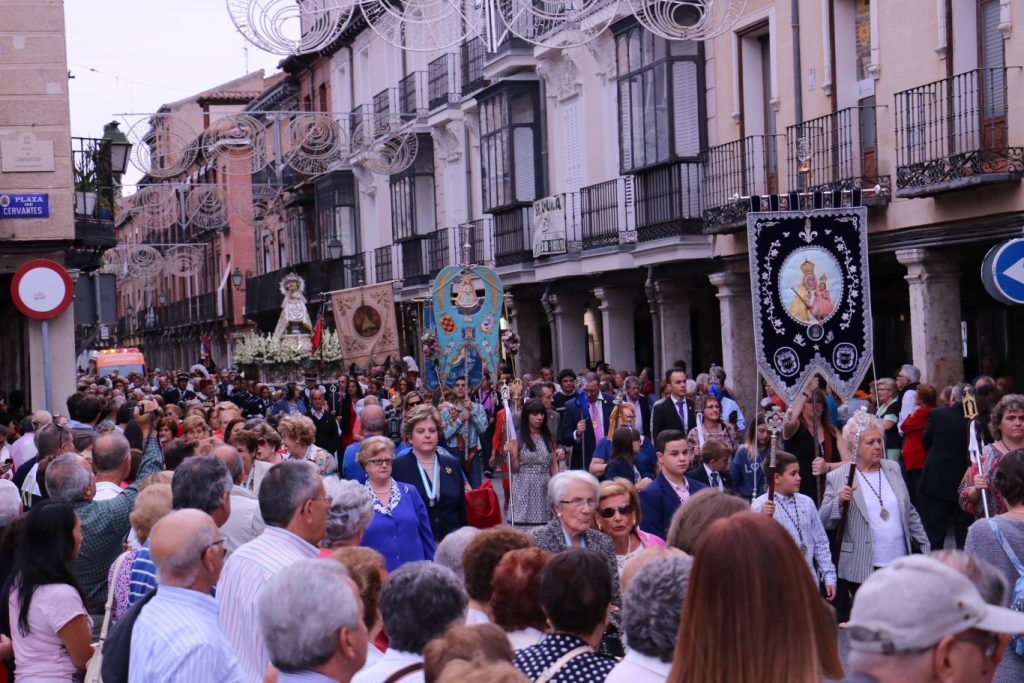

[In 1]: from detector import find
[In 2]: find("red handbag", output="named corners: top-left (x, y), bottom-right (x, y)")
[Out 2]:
top-left (465, 479), bottom-right (503, 529)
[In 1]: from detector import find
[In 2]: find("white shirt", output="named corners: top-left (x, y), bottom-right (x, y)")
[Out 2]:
top-left (93, 481), bottom-right (124, 501)
top-left (897, 389), bottom-right (917, 434)
top-left (352, 648), bottom-right (424, 683)
top-left (703, 464), bottom-right (724, 491)
top-left (856, 468), bottom-right (906, 568)
top-left (606, 649), bottom-right (672, 682)
top-left (506, 628), bottom-right (545, 651)
top-left (465, 607), bottom-right (490, 625)
top-left (220, 486), bottom-right (266, 555)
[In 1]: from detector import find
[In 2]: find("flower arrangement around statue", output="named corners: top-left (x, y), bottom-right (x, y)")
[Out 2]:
top-left (235, 329), bottom-right (343, 380)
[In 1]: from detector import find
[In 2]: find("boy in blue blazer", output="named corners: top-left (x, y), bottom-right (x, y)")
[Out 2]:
top-left (639, 429), bottom-right (707, 539)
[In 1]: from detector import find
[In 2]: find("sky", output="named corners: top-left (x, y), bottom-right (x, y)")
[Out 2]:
top-left (65, 0), bottom-right (284, 187)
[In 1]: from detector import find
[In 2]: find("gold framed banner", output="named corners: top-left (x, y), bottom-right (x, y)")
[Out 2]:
top-left (329, 283), bottom-right (399, 369)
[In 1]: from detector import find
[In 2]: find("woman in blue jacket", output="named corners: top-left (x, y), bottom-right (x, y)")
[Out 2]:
top-left (358, 435), bottom-right (435, 572)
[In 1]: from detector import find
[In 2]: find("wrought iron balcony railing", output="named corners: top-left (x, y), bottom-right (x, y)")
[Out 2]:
top-left (457, 218), bottom-right (491, 265)
top-left (894, 67), bottom-right (1023, 197)
top-left (398, 72), bottom-right (428, 122)
top-left (492, 206), bottom-right (533, 267)
top-left (634, 162), bottom-right (703, 241)
top-left (701, 135), bottom-right (781, 234)
top-left (428, 54), bottom-right (461, 110)
top-left (373, 245), bottom-right (393, 283)
top-left (400, 236), bottom-right (431, 287)
top-left (786, 106), bottom-right (891, 203)
top-left (579, 178), bottom-right (630, 248)
top-left (428, 228), bottom-right (451, 276)
top-left (460, 39), bottom-right (487, 95)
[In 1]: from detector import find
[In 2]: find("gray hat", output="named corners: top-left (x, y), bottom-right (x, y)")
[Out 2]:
top-left (846, 555), bottom-right (1024, 654)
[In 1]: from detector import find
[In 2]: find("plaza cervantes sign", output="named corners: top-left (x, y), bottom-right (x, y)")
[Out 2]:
top-left (1, 132), bottom-right (55, 172)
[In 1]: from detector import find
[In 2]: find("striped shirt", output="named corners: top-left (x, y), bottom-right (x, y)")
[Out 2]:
top-left (278, 672), bottom-right (338, 683)
top-left (126, 541), bottom-right (156, 607)
top-left (217, 527), bottom-right (319, 683)
top-left (753, 492), bottom-right (837, 585)
top-left (128, 585), bottom-right (243, 683)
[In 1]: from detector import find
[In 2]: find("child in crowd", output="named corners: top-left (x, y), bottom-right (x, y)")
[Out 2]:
top-left (638, 429), bottom-right (708, 539)
top-left (687, 440), bottom-right (735, 494)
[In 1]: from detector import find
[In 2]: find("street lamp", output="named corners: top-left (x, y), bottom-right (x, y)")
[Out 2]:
top-left (326, 238), bottom-right (343, 260)
top-left (158, 291), bottom-right (167, 306)
top-left (125, 304), bottom-right (135, 319)
top-left (231, 267), bottom-right (252, 290)
top-left (101, 121), bottom-right (132, 175)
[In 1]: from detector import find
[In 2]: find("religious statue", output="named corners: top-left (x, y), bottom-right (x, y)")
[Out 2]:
top-left (274, 272), bottom-right (313, 353)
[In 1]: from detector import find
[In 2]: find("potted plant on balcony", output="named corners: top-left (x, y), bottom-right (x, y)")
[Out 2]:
top-left (73, 154), bottom-right (98, 217)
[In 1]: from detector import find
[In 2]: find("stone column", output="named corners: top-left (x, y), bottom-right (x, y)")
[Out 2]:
top-left (709, 271), bottom-right (756, 420)
top-left (653, 280), bottom-right (693, 376)
top-left (505, 294), bottom-right (545, 376)
top-left (895, 248), bottom-right (963, 390)
top-left (545, 292), bottom-right (588, 372)
top-left (593, 287), bottom-right (637, 371)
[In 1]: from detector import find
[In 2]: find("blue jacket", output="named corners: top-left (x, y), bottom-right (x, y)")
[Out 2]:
top-left (638, 473), bottom-right (707, 539)
top-left (392, 451), bottom-right (468, 542)
top-left (361, 481), bottom-right (436, 572)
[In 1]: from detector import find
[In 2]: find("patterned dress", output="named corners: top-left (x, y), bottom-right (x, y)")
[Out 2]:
top-left (512, 436), bottom-right (554, 526)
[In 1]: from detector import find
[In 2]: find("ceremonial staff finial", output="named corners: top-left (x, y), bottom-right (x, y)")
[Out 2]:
top-left (764, 407), bottom-right (785, 501)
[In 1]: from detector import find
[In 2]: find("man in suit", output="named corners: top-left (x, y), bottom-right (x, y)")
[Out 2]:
top-left (623, 376), bottom-right (652, 438)
top-left (639, 429), bottom-right (707, 539)
top-left (651, 368), bottom-right (696, 441)
top-left (308, 389), bottom-right (340, 457)
top-left (558, 375), bottom-right (613, 472)
top-left (919, 383), bottom-right (972, 549)
top-left (685, 439), bottom-right (735, 494)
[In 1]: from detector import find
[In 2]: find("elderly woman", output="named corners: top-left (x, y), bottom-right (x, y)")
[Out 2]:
top-left (490, 547), bottom-right (552, 651)
top-left (107, 483), bottom-right (173, 622)
top-left (392, 405), bottom-right (467, 542)
top-left (247, 421), bottom-right (282, 493)
top-left (181, 414), bottom-right (208, 442)
top-left (278, 414), bottom-right (337, 477)
top-left (607, 554), bottom-right (693, 682)
top-left (595, 478), bottom-right (665, 574)
top-left (360, 436), bottom-right (436, 572)
top-left (318, 478), bottom-right (374, 556)
top-left (462, 528), bottom-right (533, 624)
top-left (686, 394), bottom-right (739, 466)
top-left (873, 377), bottom-right (903, 461)
top-left (959, 393), bottom-right (1024, 519)
top-left (820, 411), bottom-right (930, 616)
top-left (528, 470), bottom-right (622, 656)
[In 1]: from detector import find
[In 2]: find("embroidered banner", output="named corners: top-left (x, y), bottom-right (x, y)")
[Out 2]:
top-left (329, 283), bottom-right (399, 369)
top-left (747, 207), bottom-right (872, 403)
top-left (424, 265), bottom-right (504, 390)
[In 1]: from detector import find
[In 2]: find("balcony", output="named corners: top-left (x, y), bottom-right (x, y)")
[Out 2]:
top-left (492, 206), bottom-right (533, 267)
top-left (894, 67), bottom-right (1023, 197)
top-left (428, 54), bottom-right (461, 110)
top-left (634, 162), bottom-right (703, 241)
top-left (373, 245), bottom-right (394, 282)
top-left (162, 292), bottom-right (220, 328)
top-left (457, 218), bottom-right (490, 264)
top-left (786, 107), bottom-right (890, 204)
top-left (428, 228), bottom-right (451, 275)
top-left (400, 237), bottom-right (431, 287)
top-left (244, 255), bottom-right (366, 329)
top-left (398, 72), bottom-right (428, 122)
top-left (460, 39), bottom-right (487, 95)
top-left (701, 135), bottom-right (781, 234)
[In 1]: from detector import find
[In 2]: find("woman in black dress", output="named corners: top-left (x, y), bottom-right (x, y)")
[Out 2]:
top-left (782, 378), bottom-right (849, 502)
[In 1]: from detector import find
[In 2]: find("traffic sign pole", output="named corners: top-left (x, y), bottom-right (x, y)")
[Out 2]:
top-left (41, 320), bottom-right (52, 413)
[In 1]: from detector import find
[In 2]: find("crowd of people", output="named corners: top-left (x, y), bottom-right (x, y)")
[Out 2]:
top-left (0, 358), bottom-right (1019, 682)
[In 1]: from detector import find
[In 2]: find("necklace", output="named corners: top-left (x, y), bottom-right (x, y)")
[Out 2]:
top-left (416, 456), bottom-right (440, 507)
top-left (857, 467), bottom-right (891, 521)
top-left (370, 483), bottom-right (391, 495)
top-left (776, 495), bottom-right (808, 553)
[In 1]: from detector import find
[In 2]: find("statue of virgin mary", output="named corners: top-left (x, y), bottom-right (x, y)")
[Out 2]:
top-left (274, 272), bottom-right (313, 352)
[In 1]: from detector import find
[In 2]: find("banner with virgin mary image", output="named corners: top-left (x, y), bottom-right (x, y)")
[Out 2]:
top-left (330, 283), bottom-right (400, 369)
top-left (747, 206), bottom-right (872, 403)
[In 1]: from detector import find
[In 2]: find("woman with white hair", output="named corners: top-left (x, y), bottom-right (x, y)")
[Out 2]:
top-left (820, 410), bottom-right (930, 619)
top-left (318, 478), bottom-right (374, 556)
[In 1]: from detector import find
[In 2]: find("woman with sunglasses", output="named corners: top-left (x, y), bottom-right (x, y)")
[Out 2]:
top-left (359, 435), bottom-right (436, 572)
top-left (595, 478), bottom-right (665, 574)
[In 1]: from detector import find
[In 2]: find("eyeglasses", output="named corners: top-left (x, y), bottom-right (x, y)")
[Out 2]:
top-left (559, 498), bottom-right (597, 509)
top-left (367, 458), bottom-right (394, 467)
top-left (310, 495), bottom-right (334, 506)
top-left (954, 629), bottom-right (1004, 660)
top-left (201, 538), bottom-right (226, 560)
top-left (406, 401), bottom-right (422, 408)
top-left (598, 504), bottom-right (634, 518)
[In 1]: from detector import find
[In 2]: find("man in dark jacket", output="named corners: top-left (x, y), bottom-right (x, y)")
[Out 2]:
top-left (307, 390), bottom-right (340, 456)
top-left (919, 384), bottom-right (972, 549)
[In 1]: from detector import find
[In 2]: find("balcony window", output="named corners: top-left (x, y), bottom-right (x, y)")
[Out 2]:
top-left (479, 82), bottom-right (541, 212)
top-left (374, 245), bottom-right (393, 282)
top-left (492, 206), bottom-right (532, 266)
top-left (614, 24), bottom-right (705, 174)
top-left (390, 135), bottom-right (437, 241)
top-left (315, 171), bottom-right (359, 259)
top-left (461, 39), bottom-right (486, 94)
top-left (428, 54), bottom-right (459, 109)
top-left (285, 204), bottom-right (315, 264)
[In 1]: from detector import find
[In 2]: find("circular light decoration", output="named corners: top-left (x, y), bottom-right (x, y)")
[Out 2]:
top-left (350, 114), bottom-right (418, 175)
top-left (202, 114), bottom-right (269, 175)
top-left (497, 0), bottom-right (620, 49)
top-left (102, 246), bottom-right (130, 280)
top-left (128, 245), bottom-right (165, 278)
top-left (226, 0), bottom-right (355, 55)
top-left (628, 0), bottom-right (747, 42)
top-left (286, 113), bottom-right (348, 176)
top-left (232, 182), bottom-right (285, 224)
top-left (361, 0), bottom-right (482, 52)
top-left (130, 185), bottom-right (180, 231)
top-left (128, 116), bottom-right (200, 179)
top-left (165, 245), bottom-right (205, 278)
top-left (185, 185), bottom-right (227, 230)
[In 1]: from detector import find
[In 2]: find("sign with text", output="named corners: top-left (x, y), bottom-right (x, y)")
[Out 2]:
top-left (532, 194), bottom-right (567, 257)
top-left (1, 133), bottom-right (55, 172)
top-left (0, 193), bottom-right (49, 219)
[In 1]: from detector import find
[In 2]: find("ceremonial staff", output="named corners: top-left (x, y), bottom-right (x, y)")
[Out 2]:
top-left (962, 386), bottom-right (991, 518)
top-left (812, 386), bottom-right (825, 506)
top-left (500, 379), bottom-right (517, 526)
top-left (764, 406), bottom-right (784, 501)
top-left (833, 408), bottom-right (869, 566)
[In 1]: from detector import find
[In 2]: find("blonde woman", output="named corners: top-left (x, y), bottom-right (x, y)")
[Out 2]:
top-left (278, 414), bottom-right (337, 476)
top-left (595, 478), bottom-right (665, 574)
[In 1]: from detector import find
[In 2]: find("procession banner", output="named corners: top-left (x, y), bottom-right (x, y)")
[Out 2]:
top-left (747, 206), bottom-right (872, 403)
top-left (329, 283), bottom-right (399, 369)
top-left (424, 265), bottom-right (503, 390)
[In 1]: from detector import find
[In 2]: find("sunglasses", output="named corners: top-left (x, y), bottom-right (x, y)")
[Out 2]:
top-left (598, 504), bottom-right (634, 518)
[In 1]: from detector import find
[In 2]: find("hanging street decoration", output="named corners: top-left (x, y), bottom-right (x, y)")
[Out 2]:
top-left (226, 0), bottom-right (355, 55)
top-left (361, 0), bottom-right (483, 52)
top-left (747, 206), bottom-right (873, 403)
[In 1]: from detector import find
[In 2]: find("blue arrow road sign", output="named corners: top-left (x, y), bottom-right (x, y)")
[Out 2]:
top-left (982, 238), bottom-right (1024, 305)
